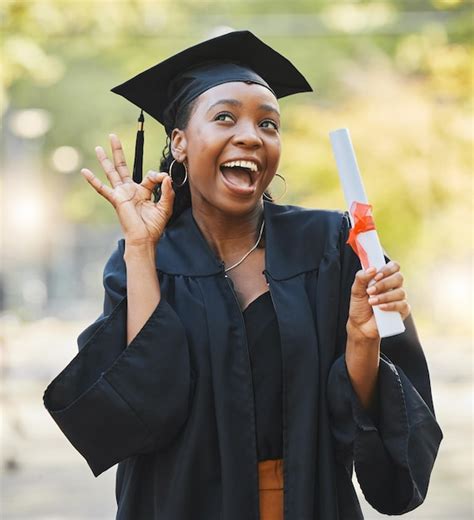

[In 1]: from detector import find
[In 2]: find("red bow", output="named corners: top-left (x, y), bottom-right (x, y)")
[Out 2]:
top-left (346, 201), bottom-right (376, 269)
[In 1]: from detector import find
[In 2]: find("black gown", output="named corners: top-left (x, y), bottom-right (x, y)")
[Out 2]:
top-left (43, 201), bottom-right (443, 519)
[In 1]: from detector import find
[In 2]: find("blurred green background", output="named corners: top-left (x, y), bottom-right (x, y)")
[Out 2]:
top-left (1, 1), bottom-right (472, 519)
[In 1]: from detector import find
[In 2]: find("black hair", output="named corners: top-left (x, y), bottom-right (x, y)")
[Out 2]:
top-left (153, 98), bottom-right (196, 226)
top-left (155, 97), bottom-right (274, 227)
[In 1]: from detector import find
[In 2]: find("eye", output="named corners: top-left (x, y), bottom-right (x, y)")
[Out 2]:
top-left (214, 112), bottom-right (234, 122)
top-left (260, 119), bottom-right (279, 131)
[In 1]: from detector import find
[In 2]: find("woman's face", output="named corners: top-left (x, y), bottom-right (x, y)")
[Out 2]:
top-left (172, 81), bottom-right (281, 217)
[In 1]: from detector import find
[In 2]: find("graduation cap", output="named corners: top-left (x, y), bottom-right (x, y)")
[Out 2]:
top-left (111, 30), bottom-right (313, 183)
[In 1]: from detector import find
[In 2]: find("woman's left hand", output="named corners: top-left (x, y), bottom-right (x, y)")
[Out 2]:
top-left (346, 260), bottom-right (412, 341)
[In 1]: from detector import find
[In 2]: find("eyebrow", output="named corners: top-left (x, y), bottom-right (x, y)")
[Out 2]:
top-left (207, 98), bottom-right (280, 116)
top-left (259, 103), bottom-right (280, 117)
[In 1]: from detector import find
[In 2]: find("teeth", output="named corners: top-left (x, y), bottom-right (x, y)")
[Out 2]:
top-left (221, 160), bottom-right (258, 172)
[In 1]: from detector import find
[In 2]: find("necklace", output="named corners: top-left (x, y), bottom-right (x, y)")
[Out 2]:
top-left (224, 219), bottom-right (265, 273)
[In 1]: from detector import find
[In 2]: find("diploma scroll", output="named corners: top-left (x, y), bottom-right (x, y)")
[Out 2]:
top-left (329, 128), bottom-right (405, 338)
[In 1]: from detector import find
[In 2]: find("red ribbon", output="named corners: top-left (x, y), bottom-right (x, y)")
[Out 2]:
top-left (346, 201), bottom-right (376, 269)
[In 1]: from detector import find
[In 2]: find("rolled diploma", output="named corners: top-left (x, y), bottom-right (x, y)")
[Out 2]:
top-left (329, 128), bottom-right (405, 338)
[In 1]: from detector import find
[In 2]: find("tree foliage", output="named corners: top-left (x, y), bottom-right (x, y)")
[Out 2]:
top-left (2, 0), bottom-right (472, 277)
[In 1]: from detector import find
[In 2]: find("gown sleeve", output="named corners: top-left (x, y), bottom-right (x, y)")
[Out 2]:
top-left (327, 211), bottom-right (443, 515)
top-left (43, 239), bottom-right (194, 477)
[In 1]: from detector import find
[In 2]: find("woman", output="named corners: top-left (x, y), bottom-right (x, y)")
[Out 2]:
top-left (43, 31), bottom-right (442, 520)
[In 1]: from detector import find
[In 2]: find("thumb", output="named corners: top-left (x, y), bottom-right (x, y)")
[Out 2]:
top-left (159, 174), bottom-right (175, 210)
top-left (141, 170), bottom-right (168, 191)
top-left (351, 266), bottom-right (377, 298)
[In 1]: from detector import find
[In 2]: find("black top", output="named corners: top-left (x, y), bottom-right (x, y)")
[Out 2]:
top-left (243, 290), bottom-right (283, 461)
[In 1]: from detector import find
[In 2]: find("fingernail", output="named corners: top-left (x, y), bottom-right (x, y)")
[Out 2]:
top-left (367, 286), bottom-right (376, 294)
top-left (368, 296), bottom-right (378, 303)
top-left (375, 272), bottom-right (384, 280)
top-left (365, 267), bottom-right (376, 274)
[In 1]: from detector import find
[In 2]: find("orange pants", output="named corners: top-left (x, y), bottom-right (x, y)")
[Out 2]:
top-left (258, 458), bottom-right (284, 520)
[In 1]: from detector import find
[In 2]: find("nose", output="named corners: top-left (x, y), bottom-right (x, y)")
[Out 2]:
top-left (231, 121), bottom-right (263, 148)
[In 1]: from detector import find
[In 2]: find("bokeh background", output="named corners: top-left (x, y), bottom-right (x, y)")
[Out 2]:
top-left (1, 0), bottom-right (472, 518)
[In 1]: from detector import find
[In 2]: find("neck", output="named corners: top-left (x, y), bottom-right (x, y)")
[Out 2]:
top-left (192, 202), bottom-right (264, 264)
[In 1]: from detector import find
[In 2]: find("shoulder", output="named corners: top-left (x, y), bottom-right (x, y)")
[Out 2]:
top-left (265, 202), bottom-right (349, 249)
top-left (264, 202), bottom-right (351, 279)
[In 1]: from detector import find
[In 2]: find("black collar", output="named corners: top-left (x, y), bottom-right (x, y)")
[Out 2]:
top-left (156, 200), bottom-right (342, 280)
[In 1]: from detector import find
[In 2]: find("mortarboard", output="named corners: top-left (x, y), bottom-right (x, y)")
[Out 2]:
top-left (111, 30), bottom-right (313, 182)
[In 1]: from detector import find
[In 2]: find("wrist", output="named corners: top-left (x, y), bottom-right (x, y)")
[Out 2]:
top-left (346, 323), bottom-right (380, 364)
top-left (345, 333), bottom-right (380, 404)
top-left (124, 239), bottom-right (157, 262)
top-left (346, 319), bottom-right (381, 345)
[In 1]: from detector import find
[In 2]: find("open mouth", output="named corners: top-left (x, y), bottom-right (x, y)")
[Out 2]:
top-left (219, 160), bottom-right (258, 190)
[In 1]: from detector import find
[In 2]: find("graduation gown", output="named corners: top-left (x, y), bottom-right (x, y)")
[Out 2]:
top-left (43, 201), bottom-right (443, 519)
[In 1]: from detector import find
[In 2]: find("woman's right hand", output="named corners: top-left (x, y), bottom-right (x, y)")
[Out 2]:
top-left (81, 134), bottom-right (175, 246)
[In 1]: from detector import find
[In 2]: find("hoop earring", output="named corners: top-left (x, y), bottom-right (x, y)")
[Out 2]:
top-left (169, 159), bottom-right (188, 187)
top-left (263, 173), bottom-right (287, 202)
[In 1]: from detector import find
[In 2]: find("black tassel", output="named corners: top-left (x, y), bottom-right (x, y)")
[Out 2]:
top-left (132, 110), bottom-right (144, 183)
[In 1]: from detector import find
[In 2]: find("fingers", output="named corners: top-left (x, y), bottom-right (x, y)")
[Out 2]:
top-left (352, 261), bottom-right (405, 296)
top-left (109, 134), bottom-right (132, 183)
top-left (372, 260), bottom-right (401, 282)
top-left (81, 168), bottom-right (115, 203)
top-left (95, 145), bottom-right (123, 188)
top-left (140, 170), bottom-right (170, 192)
top-left (363, 260), bottom-right (411, 318)
top-left (368, 287), bottom-right (407, 306)
top-left (351, 261), bottom-right (411, 322)
top-left (366, 261), bottom-right (404, 296)
top-left (159, 173), bottom-right (175, 211)
top-left (351, 266), bottom-right (378, 298)
top-left (372, 297), bottom-right (412, 319)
